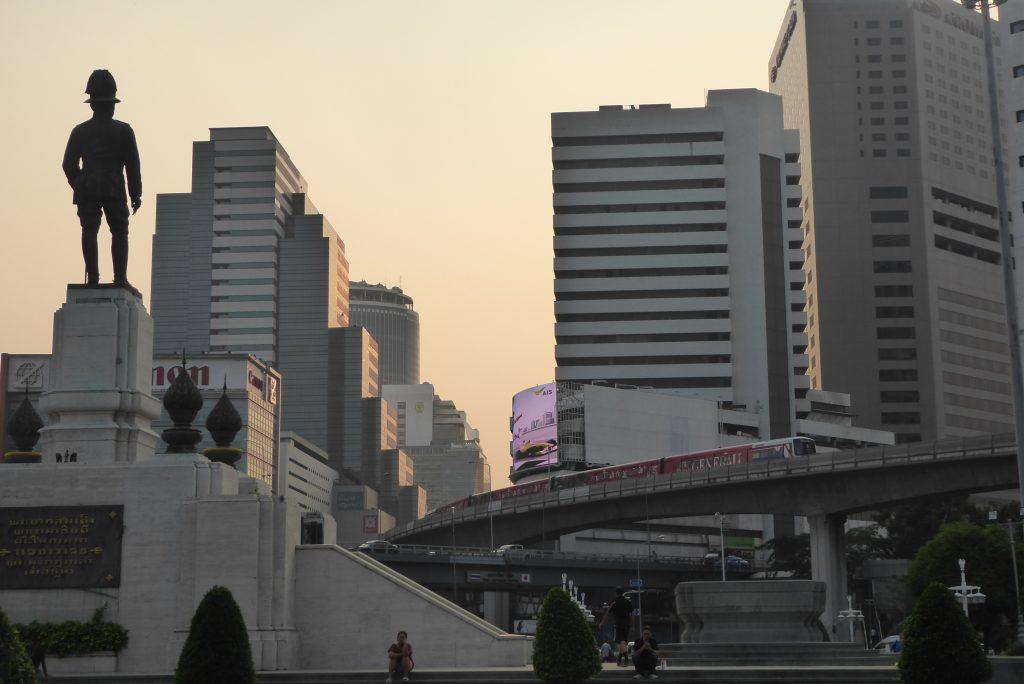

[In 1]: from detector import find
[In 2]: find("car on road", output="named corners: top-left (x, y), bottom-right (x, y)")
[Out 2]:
top-left (355, 540), bottom-right (402, 554)
top-left (703, 552), bottom-right (751, 569)
top-left (874, 635), bottom-right (901, 654)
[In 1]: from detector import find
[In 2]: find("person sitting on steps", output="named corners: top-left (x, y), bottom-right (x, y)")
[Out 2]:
top-left (386, 630), bottom-right (414, 683)
top-left (632, 625), bottom-right (660, 680)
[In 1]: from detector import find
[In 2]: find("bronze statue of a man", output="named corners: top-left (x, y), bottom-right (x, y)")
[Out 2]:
top-left (62, 69), bottom-right (141, 287)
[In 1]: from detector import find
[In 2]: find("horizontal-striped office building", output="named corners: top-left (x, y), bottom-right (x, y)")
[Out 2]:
top-left (551, 90), bottom-right (811, 440)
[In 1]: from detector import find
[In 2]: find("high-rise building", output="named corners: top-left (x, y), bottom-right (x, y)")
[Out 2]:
top-left (326, 326), bottom-right (381, 476)
top-left (349, 281), bottom-right (420, 386)
top-left (1003, 1), bottom-right (1024, 327)
top-left (381, 383), bottom-right (491, 510)
top-left (151, 127), bottom-right (350, 446)
top-left (551, 90), bottom-right (811, 440)
top-left (770, 0), bottom-right (1013, 442)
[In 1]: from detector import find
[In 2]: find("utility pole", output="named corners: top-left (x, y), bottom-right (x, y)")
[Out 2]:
top-left (715, 512), bottom-right (726, 582)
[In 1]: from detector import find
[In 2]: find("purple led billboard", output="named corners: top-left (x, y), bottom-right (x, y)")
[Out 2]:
top-left (510, 382), bottom-right (558, 471)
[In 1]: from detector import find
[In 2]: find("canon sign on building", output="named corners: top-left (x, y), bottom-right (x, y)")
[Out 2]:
top-left (150, 354), bottom-right (282, 487)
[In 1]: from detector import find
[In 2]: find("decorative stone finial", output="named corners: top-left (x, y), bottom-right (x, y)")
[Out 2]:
top-left (160, 352), bottom-right (203, 454)
top-left (4, 387), bottom-right (43, 463)
top-left (203, 379), bottom-right (242, 466)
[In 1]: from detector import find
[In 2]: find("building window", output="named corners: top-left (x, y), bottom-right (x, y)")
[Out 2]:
top-left (866, 20), bottom-right (880, 29)
top-left (890, 19), bottom-right (903, 29)
top-left (874, 260), bottom-right (912, 273)
top-left (1012, 20), bottom-right (1024, 34)
top-left (897, 149), bottom-right (911, 157)
top-left (876, 306), bottom-right (915, 318)
top-left (881, 390), bottom-right (919, 403)
top-left (1015, 65), bottom-right (1024, 78)
top-left (873, 234), bottom-right (911, 247)
top-left (881, 412), bottom-right (921, 424)
top-left (870, 186), bottom-right (908, 199)
top-left (879, 369), bottom-right (919, 382)
top-left (1018, 110), bottom-right (1024, 123)
top-left (871, 210), bottom-right (910, 223)
top-left (873, 149), bottom-right (888, 158)
top-left (877, 326), bottom-right (916, 339)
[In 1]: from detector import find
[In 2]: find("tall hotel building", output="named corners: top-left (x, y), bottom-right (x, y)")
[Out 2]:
top-left (349, 281), bottom-right (420, 386)
top-left (770, 0), bottom-right (1013, 443)
top-left (152, 127), bottom-right (350, 449)
top-left (552, 90), bottom-right (812, 440)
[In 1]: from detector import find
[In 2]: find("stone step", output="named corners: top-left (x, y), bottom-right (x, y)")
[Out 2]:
top-left (45, 666), bottom-right (902, 684)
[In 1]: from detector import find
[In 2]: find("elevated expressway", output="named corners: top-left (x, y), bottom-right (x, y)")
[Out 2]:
top-left (388, 433), bottom-right (1020, 635)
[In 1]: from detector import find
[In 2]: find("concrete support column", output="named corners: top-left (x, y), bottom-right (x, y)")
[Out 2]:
top-left (483, 591), bottom-right (510, 631)
top-left (809, 513), bottom-right (847, 640)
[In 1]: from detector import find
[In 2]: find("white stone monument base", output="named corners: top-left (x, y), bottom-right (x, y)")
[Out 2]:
top-left (38, 285), bottom-right (160, 464)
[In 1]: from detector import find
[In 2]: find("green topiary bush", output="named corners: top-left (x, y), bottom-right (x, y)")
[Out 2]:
top-left (532, 588), bottom-right (602, 684)
top-left (174, 586), bottom-right (254, 684)
top-left (0, 606), bottom-right (37, 684)
top-left (899, 582), bottom-right (991, 684)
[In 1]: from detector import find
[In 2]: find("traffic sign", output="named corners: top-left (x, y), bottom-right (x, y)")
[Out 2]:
top-left (629, 578), bottom-right (644, 588)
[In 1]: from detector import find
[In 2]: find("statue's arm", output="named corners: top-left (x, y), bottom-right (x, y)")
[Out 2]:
top-left (125, 126), bottom-right (142, 203)
top-left (61, 130), bottom-right (79, 189)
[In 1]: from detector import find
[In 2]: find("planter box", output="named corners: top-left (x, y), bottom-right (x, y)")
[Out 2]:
top-left (45, 652), bottom-right (117, 675)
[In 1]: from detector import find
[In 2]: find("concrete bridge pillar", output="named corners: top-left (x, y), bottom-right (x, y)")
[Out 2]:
top-left (809, 513), bottom-right (847, 641)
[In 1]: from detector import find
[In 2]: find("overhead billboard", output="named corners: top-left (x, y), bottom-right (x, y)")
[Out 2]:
top-left (510, 382), bottom-right (558, 471)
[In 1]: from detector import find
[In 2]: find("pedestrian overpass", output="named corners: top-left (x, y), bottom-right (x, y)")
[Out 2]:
top-left (387, 433), bottom-right (1020, 635)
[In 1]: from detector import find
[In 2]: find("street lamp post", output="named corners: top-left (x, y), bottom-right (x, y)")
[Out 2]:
top-left (976, 0), bottom-right (1024, 520)
top-left (837, 594), bottom-right (866, 646)
top-left (714, 512), bottom-right (726, 582)
top-left (989, 510), bottom-right (1024, 644)
top-left (949, 558), bottom-right (986, 617)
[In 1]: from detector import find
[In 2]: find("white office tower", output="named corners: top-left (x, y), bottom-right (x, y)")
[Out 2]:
top-left (552, 91), bottom-right (810, 440)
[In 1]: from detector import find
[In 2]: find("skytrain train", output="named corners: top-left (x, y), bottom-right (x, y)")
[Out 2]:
top-left (438, 436), bottom-right (817, 513)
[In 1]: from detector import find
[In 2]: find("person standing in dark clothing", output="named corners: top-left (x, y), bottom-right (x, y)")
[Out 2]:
top-left (62, 69), bottom-right (141, 287)
top-left (631, 626), bottom-right (659, 679)
top-left (599, 586), bottom-right (634, 667)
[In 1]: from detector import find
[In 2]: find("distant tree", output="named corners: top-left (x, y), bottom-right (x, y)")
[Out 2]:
top-left (846, 524), bottom-right (894, 579)
top-left (0, 607), bottom-right (37, 684)
top-left (532, 588), bottom-right (601, 683)
top-left (174, 586), bottom-right (254, 684)
top-left (873, 495), bottom-right (984, 559)
top-left (765, 526), bottom-right (892, 582)
top-left (764, 533), bottom-right (812, 578)
top-left (899, 582), bottom-right (991, 684)
top-left (907, 522), bottom-right (1018, 652)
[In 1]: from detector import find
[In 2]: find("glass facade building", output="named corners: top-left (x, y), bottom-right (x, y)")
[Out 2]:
top-left (349, 281), bottom-right (420, 386)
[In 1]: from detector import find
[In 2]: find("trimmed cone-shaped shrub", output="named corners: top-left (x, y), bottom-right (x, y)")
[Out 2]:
top-left (899, 582), bottom-right (991, 684)
top-left (0, 607), bottom-right (37, 684)
top-left (175, 586), bottom-right (255, 684)
top-left (532, 588), bottom-right (602, 684)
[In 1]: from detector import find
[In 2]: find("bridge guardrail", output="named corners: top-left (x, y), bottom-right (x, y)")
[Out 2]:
top-left (387, 432), bottom-right (1016, 540)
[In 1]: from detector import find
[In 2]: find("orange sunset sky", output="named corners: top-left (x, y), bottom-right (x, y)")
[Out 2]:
top-left (1, 0), bottom-right (789, 484)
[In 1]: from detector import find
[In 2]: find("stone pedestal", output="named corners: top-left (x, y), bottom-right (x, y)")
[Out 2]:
top-left (38, 285), bottom-right (160, 464)
top-left (675, 580), bottom-right (827, 643)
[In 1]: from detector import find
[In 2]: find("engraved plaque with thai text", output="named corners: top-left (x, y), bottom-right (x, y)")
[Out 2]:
top-left (0, 506), bottom-right (124, 589)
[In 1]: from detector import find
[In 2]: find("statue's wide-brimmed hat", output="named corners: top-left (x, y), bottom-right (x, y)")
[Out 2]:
top-left (84, 69), bottom-right (120, 103)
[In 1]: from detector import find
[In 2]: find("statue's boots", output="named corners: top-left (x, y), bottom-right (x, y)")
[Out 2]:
top-left (112, 229), bottom-right (129, 287)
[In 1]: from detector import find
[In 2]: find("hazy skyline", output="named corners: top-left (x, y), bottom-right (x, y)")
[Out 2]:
top-left (1, 0), bottom-right (787, 483)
